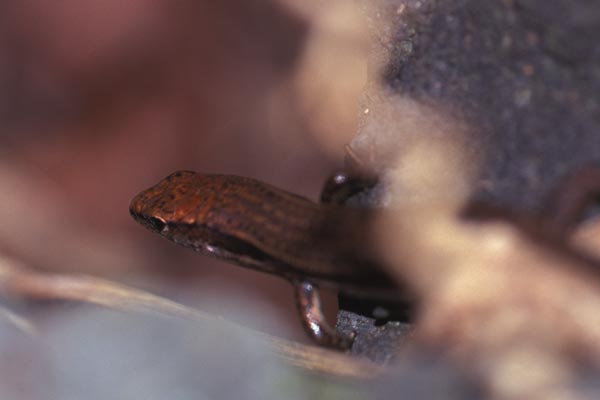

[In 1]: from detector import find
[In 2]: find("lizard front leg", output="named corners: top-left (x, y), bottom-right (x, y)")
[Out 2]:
top-left (293, 281), bottom-right (355, 350)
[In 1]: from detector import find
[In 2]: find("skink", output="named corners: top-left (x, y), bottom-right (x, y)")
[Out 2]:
top-left (130, 166), bottom-right (600, 350)
top-left (129, 171), bottom-right (399, 349)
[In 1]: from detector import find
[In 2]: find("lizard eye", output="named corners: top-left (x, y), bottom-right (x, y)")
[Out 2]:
top-left (148, 216), bottom-right (167, 233)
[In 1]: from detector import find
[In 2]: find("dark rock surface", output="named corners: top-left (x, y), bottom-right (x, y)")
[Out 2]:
top-left (336, 310), bottom-right (411, 363)
top-left (371, 0), bottom-right (600, 210)
top-left (339, 0), bottom-right (600, 361)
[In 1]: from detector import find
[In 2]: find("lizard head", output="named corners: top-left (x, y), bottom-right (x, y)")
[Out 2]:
top-left (129, 170), bottom-right (217, 235)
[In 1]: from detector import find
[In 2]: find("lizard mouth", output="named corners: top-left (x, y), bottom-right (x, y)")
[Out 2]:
top-left (130, 209), bottom-right (168, 234)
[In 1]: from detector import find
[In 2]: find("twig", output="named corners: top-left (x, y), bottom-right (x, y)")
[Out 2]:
top-left (0, 256), bottom-right (382, 379)
top-left (0, 304), bottom-right (37, 336)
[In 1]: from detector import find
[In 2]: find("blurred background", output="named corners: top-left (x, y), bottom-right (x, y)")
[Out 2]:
top-left (0, 0), bottom-right (369, 343)
top-left (3, 1), bottom-right (600, 399)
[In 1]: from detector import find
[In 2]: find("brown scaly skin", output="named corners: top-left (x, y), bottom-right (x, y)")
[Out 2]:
top-left (129, 171), bottom-right (396, 290)
top-left (130, 166), bottom-right (600, 350)
top-left (129, 171), bottom-right (399, 349)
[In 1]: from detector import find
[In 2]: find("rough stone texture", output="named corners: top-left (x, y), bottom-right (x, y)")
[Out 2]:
top-left (356, 0), bottom-right (600, 210)
top-left (338, 0), bottom-right (600, 361)
top-left (336, 311), bottom-right (411, 362)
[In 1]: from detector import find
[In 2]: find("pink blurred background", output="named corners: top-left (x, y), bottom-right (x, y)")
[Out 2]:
top-left (0, 0), bottom-right (365, 343)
